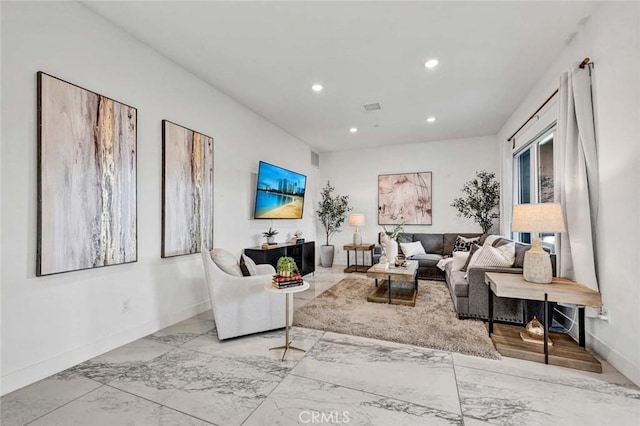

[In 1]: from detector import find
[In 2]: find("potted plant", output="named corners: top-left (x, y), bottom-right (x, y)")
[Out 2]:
top-left (276, 256), bottom-right (299, 277)
top-left (262, 226), bottom-right (279, 244)
top-left (451, 170), bottom-right (500, 233)
top-left (316, 181), bottom-right (352, 267)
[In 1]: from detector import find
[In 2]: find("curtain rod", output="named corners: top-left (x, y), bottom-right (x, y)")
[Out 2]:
top-left (507, 89), bottom-right (558, 142)
top-left (507, 57), bottom-right (592, 142)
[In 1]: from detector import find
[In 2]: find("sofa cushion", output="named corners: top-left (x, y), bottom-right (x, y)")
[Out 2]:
top-left (461, 244), bottom-right (482, 272)
top-left (411, 253), bottom-right (444, 266)
top-left (451, 251), bottom-right (470, 271)
top-left (452, 235), bottom-right (480, 252)
top-left (211, 248), bottom-right (243, 277)
top-left (449, 270), bottom-right (469, 297)
top-left (443, 233), bottom-right (482, 255)
top-left (494, 238), bottom-right (531, 268)
top-left (399, 241), bottom-right (427, 258)
top-left (410, 234), bottom-right (441, 255)
top-left (469, 242), bottom-right (516, 269)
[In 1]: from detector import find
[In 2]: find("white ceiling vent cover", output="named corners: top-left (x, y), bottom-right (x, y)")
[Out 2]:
top-left (363, 103), bottom-right (381, 111)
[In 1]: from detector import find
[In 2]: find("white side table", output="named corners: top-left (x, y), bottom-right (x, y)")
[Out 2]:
top-left (263, 281), bottom-right (310, 360)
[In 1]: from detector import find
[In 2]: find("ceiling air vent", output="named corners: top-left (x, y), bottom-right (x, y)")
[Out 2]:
top-left (363, 103), bottom-right (381, 111)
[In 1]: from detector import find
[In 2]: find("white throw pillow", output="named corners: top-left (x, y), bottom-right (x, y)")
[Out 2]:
top-left (451, 251), bottom-right (470, 272)
top-left (399, 241), bottom-right (427, 258)
top-left (211, 248), bottom-right (243, 277)
top-left (482, 235), bottom-right (502, 246)
top-left (469, 242), bottom-right (516, 269)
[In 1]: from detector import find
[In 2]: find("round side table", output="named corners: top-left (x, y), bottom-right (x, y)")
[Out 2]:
top-left (264, 281), bottom-right (310, 360)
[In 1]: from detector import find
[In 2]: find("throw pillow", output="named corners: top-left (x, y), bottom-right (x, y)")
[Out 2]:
top-left (452, 235), bottom-right (480, 252)
top-left (211, 248), bottom-right (243, 277)
top-left (399, 241), bottom-right (427, 258)
top-left (451, 251), bottom-right (470, 271)
top-left (469, 242), bottom-right (516, 269)
top-left (483, 235), bottom-right (502, 246)
top-left (461, 244), bottom-right (482, 272)
top-left (239, 254), bottom-right (258, 276)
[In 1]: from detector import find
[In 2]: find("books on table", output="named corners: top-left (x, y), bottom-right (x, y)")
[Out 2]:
top-left (271, 273), bottom-right (303, 289)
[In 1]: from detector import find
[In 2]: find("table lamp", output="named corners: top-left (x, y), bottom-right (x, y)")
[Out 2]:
top-left (348, 213), bottom-right (365, 245)
top-left (512, 203), bottom-right (566, 283)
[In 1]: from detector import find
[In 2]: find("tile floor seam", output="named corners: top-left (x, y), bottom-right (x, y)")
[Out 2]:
top-left (22, 383), bottom-right (106, 426)
top-left (454, 364), bottom-right (640, 401)
top-left (100, 383), bottom-right (219, 426)
top-left (286, 371), bottom-right (464, 420)
top-left (451, 359), bottom-right (467, 423)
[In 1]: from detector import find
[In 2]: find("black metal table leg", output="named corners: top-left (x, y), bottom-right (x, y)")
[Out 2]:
top-left (578, 306), bottom-right (586, 347)
top-left (346, 250), bottom-right (351, 271)
top-left (387, 275), bottom-right (392, 304)
top-left (488, 281), bottom-right (494, 336)
top-left (544, 293), bottom-right (549, 364)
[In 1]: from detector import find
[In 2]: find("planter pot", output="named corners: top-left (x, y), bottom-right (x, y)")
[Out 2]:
top-left (267, 236), bottom-right (275, 244)
top-left (320, 245), bottom-right (335, 267)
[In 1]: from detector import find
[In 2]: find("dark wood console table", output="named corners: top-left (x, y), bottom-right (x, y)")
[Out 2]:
top-left (244, 241), bottom-right (315, 276)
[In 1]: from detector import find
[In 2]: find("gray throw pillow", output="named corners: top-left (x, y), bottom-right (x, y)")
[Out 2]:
top-left (461, 244), bottom-right (482, 272)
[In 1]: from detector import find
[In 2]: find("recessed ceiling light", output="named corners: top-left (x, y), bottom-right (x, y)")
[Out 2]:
top-left (426, 116), bottom-right (436, 123)
top-left (424, 59), bottom-right (439, 69)
top-left (311, 84), bottom-right (323, 92)
top-left (349, 127), bottom-right (358, 133)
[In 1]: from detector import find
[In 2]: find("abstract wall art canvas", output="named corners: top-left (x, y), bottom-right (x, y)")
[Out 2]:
top-left (37, 72), bottom-right (137, 276)
top-left (162, 120), bottom-right (214, 257)
top-left (378, 172), bottom-right (432, 225)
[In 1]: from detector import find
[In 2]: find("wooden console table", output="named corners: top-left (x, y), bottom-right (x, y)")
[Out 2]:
top-left (485, 272), bottom-right (602, 372)
top-left (343, 243), bottom-right (375, 273)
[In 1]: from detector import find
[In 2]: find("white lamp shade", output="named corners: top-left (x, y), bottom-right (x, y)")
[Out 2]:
top-left (348, 213), bottom-right (365, 227)
top-left (512, 203), bottom-right (566, 233)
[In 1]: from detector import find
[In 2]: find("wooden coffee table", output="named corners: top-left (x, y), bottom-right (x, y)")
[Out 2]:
top-left (366, 261), bottom-right (418, 306)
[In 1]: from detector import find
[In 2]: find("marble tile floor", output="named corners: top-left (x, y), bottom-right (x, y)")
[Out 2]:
top-left (2, 266), bottom-right (639, 425)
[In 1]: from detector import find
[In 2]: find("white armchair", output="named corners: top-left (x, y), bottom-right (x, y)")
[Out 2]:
top-left (200, 247), bottom-right (290, 340)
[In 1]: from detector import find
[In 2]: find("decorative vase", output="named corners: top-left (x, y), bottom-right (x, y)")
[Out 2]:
top-left (320, 245), bottom-right (335, 267)
top-left (383, 238), bottom-right (398, 264)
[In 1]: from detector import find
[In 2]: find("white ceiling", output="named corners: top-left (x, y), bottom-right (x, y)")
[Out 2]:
top-left (83, 1), bottom-right (597, 153)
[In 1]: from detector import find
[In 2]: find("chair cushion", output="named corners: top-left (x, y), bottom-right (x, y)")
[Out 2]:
top-left (451, 251), bottom-right (470, 271)
top-left (211, 249), bottom-right (242, 276)
top-left (239, 254), bottom-right (259, 276)
top-left (461, 244), bottom-right (482, 272)
top-left (449, 270), bottom-right (469, 297)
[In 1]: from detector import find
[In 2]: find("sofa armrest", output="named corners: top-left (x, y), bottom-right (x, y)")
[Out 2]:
top-left (467, 266), bottom-right (524, 323)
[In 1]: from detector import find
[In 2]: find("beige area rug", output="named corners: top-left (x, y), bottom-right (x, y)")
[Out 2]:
top-left (293, 277), bottom-right (500, 359)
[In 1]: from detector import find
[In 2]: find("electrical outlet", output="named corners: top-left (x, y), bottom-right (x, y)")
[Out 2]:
top-left (122, 300), bottom-right (130, 313)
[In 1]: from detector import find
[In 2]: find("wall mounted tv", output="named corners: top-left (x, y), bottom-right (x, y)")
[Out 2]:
top-left (254, 161), bottom-right (307, 219)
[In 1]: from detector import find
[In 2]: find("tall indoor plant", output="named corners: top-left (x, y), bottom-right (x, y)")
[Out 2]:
top-left (451, 170), bottom-right (500, 233)
top-left (316, 181), bottom-right (352, 267)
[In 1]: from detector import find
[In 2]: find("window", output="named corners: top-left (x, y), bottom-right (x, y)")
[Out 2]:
top-left (513, 128), bottom-right (556, 251)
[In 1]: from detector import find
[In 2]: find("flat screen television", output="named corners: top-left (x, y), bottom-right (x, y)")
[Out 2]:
top-left (254, 161), bottom-right (307, 219)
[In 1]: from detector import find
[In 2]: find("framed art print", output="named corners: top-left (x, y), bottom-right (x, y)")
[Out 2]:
top-left (161, 120), bottom-right (214, 257)
top-left (37, 72), bottom-right (137, 276)
top-left (378, 172), bottom-right (432, 225)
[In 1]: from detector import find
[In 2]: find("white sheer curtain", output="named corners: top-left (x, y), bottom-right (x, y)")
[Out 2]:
top-left (555, 65), bottom-right (599, 291)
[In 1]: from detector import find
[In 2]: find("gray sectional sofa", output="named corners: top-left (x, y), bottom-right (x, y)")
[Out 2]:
top-left (394, 233), bottom-right (550, 324)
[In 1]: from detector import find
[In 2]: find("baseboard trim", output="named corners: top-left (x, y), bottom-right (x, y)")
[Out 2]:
top-left (1, 301), bottom-right (211, 396)
top-left (588, 330), bottom-right (640, 386)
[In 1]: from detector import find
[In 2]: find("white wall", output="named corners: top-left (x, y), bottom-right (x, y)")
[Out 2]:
top-left (319, 135), bottom-right (499, 265)
top-left (497, 2), bottom-right (640, 385)
top-left (0, 1), bottom-right (317, 395)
